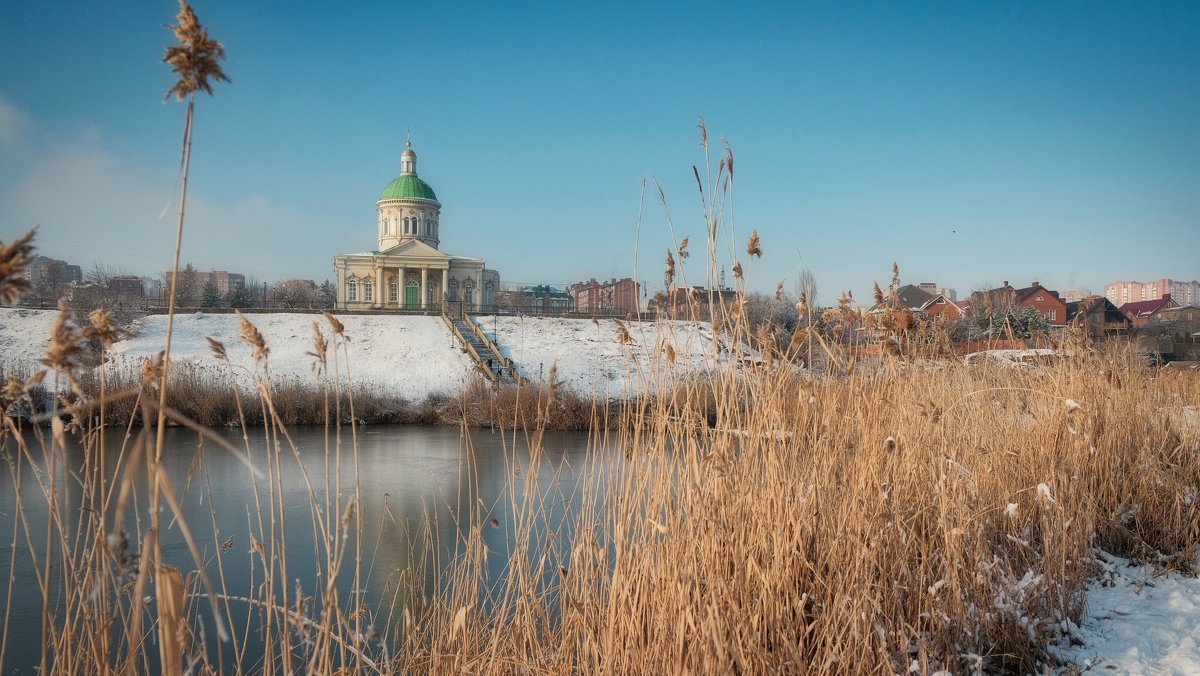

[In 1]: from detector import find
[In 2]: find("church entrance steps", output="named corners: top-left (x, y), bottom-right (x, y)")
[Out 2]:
top-left (444, 315), bottom-right (522, 386)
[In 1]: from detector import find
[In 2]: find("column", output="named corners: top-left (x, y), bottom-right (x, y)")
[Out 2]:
top-left (420, 267), bottom-right (428, 310)
top-left (397, 265), bottom-right (406, 308)
top-left (441, 269), bottom-right (449, 308)
top-left (375, 264), bottom-right (384, 309)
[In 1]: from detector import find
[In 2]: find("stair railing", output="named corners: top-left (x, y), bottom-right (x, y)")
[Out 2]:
top-left (459, 314), bottom-right (525, 386)
top-left (442, 315), bottom-right (498, 383)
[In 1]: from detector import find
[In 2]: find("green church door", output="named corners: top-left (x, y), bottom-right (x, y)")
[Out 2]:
top-left (405, 285), bottom-right (419, 309)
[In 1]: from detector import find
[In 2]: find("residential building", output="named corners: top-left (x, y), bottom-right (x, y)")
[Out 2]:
top-left (970, 281), bottom-right (1068, 326)
top-left (1105, 279), bottom-right (1200, 307)
top-left (1066, 296), bottom-right (1130, 338)
top-left (108, 276), bottom-right (146, 298)
top-left (498, 285), bottom-right (574, 313)
top-left (333, 142), bottom-right (499, 310)
top-left (876, 284), bottom-right (962, 320)
top-left (1059, 288), bottom-right (1093, 303)
top-left (193, 271), bottom-right (246, 295)
top-left (569, 277), bottom-right (640, 314)
top-left (1155, 305), bottom-right (1200, 326)
top-left (650, 285), bottom-right (738, 320)
top-left (25, 255), bottom-right (82, 285)
top-left (1119, 294), bottom-right (1179, 327)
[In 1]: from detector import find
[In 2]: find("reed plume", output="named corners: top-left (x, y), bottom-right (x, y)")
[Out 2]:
top-left (747, 230), bottom-right (762, 258)
top-left (324, 311), bottom-right (346, 337)
top-left (236, 311), bottom-right (269, 364)
top-left (0, 229), bottom-right (36, 306)
top-left (40, 301), bottom-right (87, 375)
top-left (164, 0), bottom-right (229, 101)
top-left (82, 308), bottom-right (126, 351)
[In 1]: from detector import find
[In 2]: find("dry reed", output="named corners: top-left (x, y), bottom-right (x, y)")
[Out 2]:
top-left (3, 128), bottom-right (1199, 676)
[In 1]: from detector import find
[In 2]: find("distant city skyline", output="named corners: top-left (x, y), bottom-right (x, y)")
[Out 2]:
top-left (1, 1), bottom-right (1197, 306)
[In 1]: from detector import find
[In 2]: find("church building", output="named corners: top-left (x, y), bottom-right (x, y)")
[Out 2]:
top-left (333, 142), bottom-right (499, 310)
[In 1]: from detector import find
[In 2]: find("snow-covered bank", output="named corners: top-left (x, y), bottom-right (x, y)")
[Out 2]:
top-left (0, 309), bottom-right (724, 399)
top-left (0, 308), bottom-right (57, 372)
top-left (108, 312), bottom-right (477, 400)
top-left (482, 315), bottom-right (723, 397)
top-left (1055, 551), bottom-right (1200, 673)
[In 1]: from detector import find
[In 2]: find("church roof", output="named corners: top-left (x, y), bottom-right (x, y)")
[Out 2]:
top-left (380, 175), bottom-right (438, 202)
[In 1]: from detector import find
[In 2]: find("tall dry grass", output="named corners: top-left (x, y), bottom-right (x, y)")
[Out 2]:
top-left (3, 118), bottom-right (1199, 676)
top-left (388, 122), bottom-right (1200, 673)
top-left (406, 343), bottom-right (1199, 673)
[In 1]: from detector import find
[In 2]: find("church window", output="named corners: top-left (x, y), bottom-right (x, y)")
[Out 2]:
top-left (464, 279), bottom-right (476, 306)
top-left (363, 279), bottom-right (374, 302)
top-left (449, 280), bottom-right (459, 302)
top-left (347, 279), bottom-right (357, 302)
top-left (383, 218), bottom-right (390, 235)
top-left (389, 278), bottom-right (398, 303)
top-left (403, 217), bottom-right (410, 234)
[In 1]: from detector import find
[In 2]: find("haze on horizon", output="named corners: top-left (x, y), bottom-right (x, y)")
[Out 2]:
top-left (1, 0), bottom-right (1197, 305)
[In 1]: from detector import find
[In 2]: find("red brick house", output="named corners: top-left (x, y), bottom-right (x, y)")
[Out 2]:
top-left (1118, 294), bottom-right (1179, 327)
top-left (569, 277), bottom-right (640, 314)
top-left (650, 286), bottom-right (738, 320)
top-left (970, 281), bottom-right (1068, 327)
top-left (923, 293), bottom-right (962, 320)
top-left (872, 284), bottom-right (962, 320)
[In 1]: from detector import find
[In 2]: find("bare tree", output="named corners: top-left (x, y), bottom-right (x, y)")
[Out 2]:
top-left (272, 279), bottom-right (317, 308)
top-left (795, 264), bottom-right (819, 366)
top-left (85, 262), bottom-right (130, 287)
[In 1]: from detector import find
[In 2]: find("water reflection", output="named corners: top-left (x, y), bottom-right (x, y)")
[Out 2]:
top-left (0, 424), bottom-right (599, 671)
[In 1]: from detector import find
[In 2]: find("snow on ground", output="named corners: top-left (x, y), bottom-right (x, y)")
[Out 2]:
top-left (0, 309), bottom-right (728, 399)
top-left (1054, 551), bottom-right (1200, 674)
top-left (107, 312), bottom-right (477, 400)
top-left (963, 348), bottom-right (1061, 367)
top-left (480, 315), bottom-right (727, 398)
top-left (0, 307), bottom-right (57, 374)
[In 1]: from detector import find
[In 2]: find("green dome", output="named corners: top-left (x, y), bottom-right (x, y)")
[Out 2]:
top-left (379, 175), bottom-right (438, 202)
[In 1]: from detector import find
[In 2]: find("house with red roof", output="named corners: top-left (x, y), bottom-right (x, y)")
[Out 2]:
top-left (872, 284), bottom-right (963, 320)
top-left (970, 281), bottom-right (1068, 327)
top-left (1118, 294), bottom-right (1179, 327)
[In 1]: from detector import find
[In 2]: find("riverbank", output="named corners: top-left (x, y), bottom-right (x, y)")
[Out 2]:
top-left (0, 307), bottom-right (720, 428)
top-left (5, 302), bottom-right (1200, 671)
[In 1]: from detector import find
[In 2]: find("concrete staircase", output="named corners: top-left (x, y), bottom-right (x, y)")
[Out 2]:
top-left (445, 315), bottom-right (521, 385)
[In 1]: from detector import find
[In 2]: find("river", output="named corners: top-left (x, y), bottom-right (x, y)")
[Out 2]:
top-left (0, 424), bottom-right (601, 672)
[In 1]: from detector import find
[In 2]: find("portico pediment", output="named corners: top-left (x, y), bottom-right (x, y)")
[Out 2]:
top-left (377, 239), bottom-right (452, 264)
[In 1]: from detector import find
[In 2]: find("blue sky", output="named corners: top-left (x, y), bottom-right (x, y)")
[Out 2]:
top-left (1, 1), bottom-right (1197, 304)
